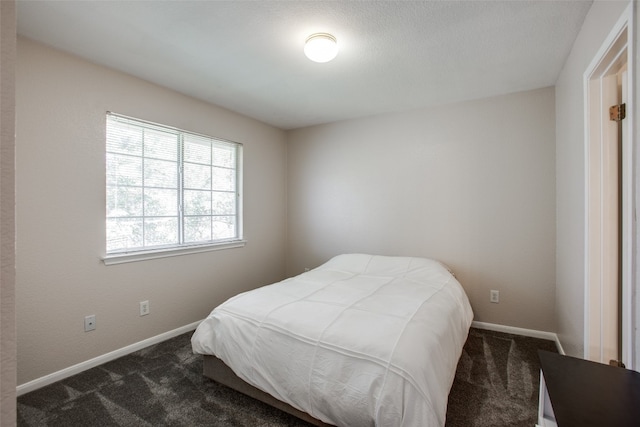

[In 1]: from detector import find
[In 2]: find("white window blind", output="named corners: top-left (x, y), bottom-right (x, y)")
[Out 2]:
top-left (106, 112), bottom-right (242, 256)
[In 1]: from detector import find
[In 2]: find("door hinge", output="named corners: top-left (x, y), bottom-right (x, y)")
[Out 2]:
top-left (609, 359), bottom-right (626, 368)
top-left (609, 103), bottom-right (626, 122)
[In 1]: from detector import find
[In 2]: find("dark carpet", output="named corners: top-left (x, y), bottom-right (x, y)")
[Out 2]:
top-left (17, 327), bottom-right (557, 426)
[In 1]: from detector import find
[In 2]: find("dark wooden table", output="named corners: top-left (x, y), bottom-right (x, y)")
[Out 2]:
top-left (538, 350), bottom-right (640, 427)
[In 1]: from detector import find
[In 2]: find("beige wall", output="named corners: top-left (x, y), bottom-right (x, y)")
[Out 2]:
top-left (287, 87), bottom-right (556, 332)
top-left (16, 38), bottom-right (288, 385)
top-left (1, 0), bottom-right (17, 422)
top-left (635, 1), bottom-right (640, 371)
top-left (555, 0), bottom-right (631, 359)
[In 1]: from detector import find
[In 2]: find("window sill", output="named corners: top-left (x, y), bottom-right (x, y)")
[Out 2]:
top-left (103, 240), bottom-right (247, 265)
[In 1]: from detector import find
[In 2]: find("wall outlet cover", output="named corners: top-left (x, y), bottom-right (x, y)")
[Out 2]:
top-left (490, 290), bottom-right (500, 303)
top-left (140, 300), bottom-right (150, 316)
top-left (84, 315), bottom-right (96, 331)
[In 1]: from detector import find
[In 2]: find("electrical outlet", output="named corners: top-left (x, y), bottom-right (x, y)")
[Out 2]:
top-left (84, 315), bottom-right (96, 332)
top-left (140, 300), bottom-right (150, 316)
top-left (490, 290), bottom-right (500, 304)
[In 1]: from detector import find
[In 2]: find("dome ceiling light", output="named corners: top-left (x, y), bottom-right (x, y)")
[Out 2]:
top-left (304, 33), bottom-right (338, 63)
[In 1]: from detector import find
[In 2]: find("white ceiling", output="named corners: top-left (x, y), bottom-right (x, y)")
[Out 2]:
top-left (17, 0), bottom-right (592, 130)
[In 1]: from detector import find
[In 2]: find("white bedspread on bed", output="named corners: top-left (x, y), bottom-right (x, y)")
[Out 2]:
top-left (191, 254), bottom-right (473, 427)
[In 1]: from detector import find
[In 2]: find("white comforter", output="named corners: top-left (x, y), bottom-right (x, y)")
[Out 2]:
top-left (191, 254), bottom-right (473, 427)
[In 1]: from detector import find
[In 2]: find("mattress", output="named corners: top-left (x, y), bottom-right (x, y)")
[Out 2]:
top-left (191, 254), bottom-right (473, 426)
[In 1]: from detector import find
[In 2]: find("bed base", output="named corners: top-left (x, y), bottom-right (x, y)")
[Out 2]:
top-left (202, 355), bottom-right (334, 427)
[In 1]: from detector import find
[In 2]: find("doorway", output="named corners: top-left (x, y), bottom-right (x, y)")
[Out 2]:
top-left (584, 7), bottom-right (633, 368)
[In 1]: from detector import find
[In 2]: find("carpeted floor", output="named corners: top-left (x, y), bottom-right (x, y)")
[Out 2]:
top-left (445, 328), bottom-right (557, 426)
top-left (17, 327), bottom-right (557, 426)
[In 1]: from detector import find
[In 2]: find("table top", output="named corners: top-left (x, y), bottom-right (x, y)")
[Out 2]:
top-left (538, 350), bottom-right (640, 427)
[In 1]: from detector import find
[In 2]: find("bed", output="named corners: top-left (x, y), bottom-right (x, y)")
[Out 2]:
top-left (191, 254), bottom-right (473, 426)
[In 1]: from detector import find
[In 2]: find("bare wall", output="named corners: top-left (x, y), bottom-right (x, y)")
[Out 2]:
top-left (287, 87), bottom-right (556, 332)
top-left (16, 38), bottom-right (287, 384)
top-left (555, 0), bottom-right (631, 359)
top-left (1, 0), bottom-right (17, 422)
top-left (635, 1), bottom-right (640, 371)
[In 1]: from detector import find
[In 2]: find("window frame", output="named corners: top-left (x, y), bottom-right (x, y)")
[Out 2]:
top-left (103, 112), bottom-right (244, 265)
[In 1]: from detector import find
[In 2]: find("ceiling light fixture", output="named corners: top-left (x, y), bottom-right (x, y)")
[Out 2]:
top-left (304, 33), bottom-right (338, 63)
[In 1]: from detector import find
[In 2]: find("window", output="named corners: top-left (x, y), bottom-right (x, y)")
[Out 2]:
top-left (105, 112), bottom-right (243, 261)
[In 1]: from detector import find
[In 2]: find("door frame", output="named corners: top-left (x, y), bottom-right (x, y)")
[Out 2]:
top-left (583, 2), bottom-right (635, 368)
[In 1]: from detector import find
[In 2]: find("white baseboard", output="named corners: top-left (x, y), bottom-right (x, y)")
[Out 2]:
top-left (17, 320), bottom-right (202, 396)
top-left (472, 321), bottom-right (565, 355)
top-left (18, 319), bottom-right (564, 396)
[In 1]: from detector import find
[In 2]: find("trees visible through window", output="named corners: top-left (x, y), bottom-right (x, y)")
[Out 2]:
top-left (106, 112), bottom-right (242, 254)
